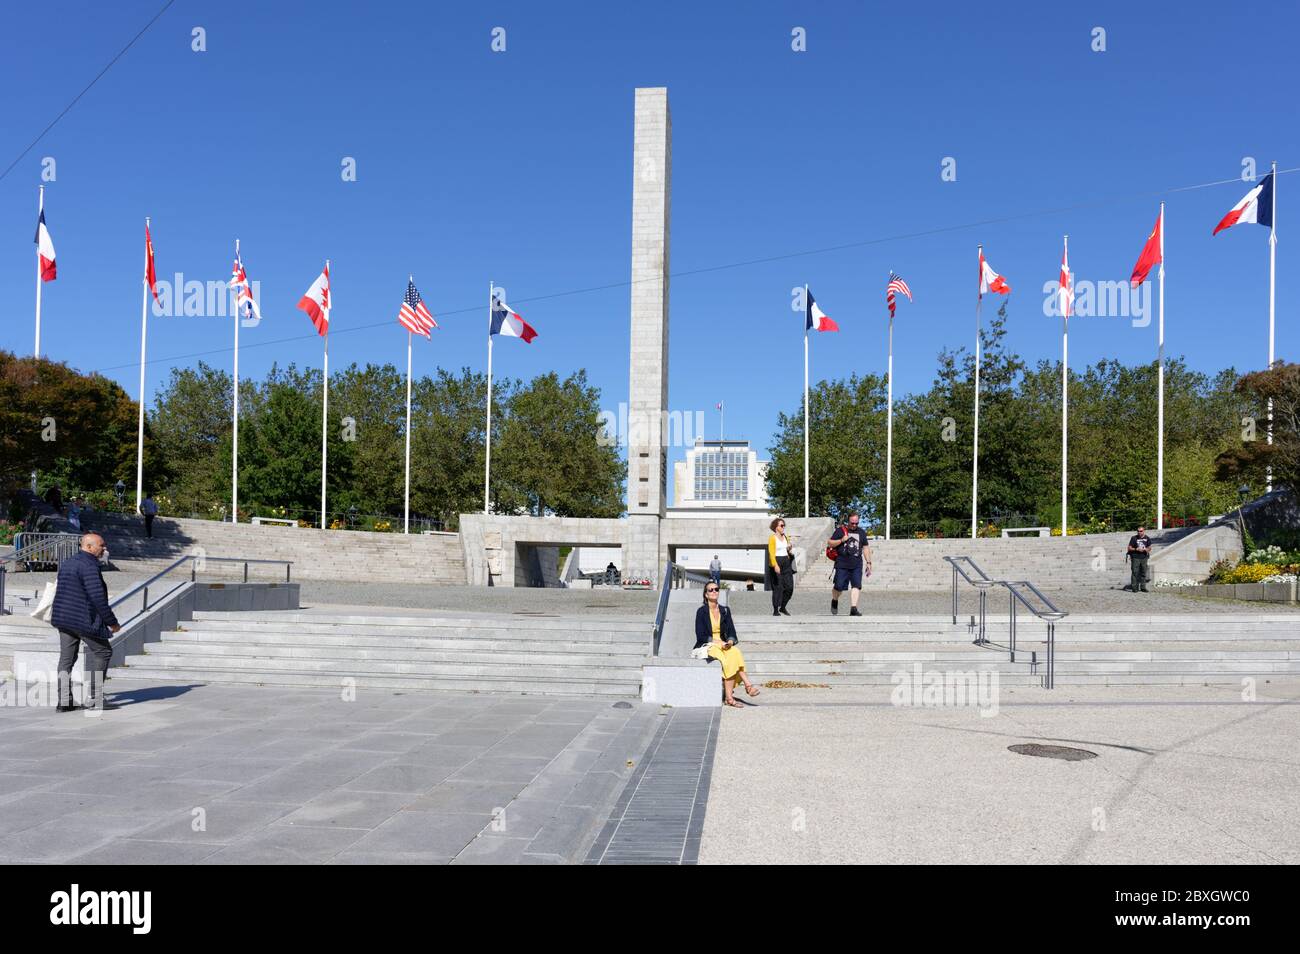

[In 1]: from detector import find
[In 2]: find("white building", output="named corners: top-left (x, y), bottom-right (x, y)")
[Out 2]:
top-left (668, 438), bottom-right (770, 518)
top-left (567, 439), bottom-right (775, 580)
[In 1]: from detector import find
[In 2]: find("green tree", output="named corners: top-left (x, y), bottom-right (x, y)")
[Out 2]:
top-left (765, 372), bottom-right (886, 520)
top-left (495, 370), bottom-right (625, 517)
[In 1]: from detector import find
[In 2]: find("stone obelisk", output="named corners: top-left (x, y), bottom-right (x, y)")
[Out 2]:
top-left (625, 87), bottom-right (671, 577)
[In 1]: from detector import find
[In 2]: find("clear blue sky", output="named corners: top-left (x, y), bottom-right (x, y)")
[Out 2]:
top-left (2, 1), bottom-right (1296, 505)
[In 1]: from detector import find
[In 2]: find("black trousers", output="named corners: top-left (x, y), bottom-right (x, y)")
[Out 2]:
top-left (144, 514), bottom-right (155, 537)
top-left (1130, 555), bottom-right (1150, 591)
top-left (772, 555), bottom-right (794, 612)
top-left (57, 629), bottom-right (113, 707)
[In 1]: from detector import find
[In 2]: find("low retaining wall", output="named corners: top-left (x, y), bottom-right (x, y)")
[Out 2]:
top-left (12, 582), bottom-right (299, 685)
top-left (1159, 581), bottom-right (1297, 603)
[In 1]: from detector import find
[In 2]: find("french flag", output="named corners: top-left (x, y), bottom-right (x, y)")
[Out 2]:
top-left (1214, 172), bottom-right (1274, 235)
top-left (490, 296), bottom-right (538, 343)
top-left (805, 289), bottom-right (838, 332)
top-left (35, 209), bottom-right (56, 282)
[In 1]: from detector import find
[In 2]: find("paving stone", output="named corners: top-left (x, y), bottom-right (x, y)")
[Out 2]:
top-left (344, 810), bottom-right (491, 857)
top-left (342, 762), bottom-right (460, 794)
top-left (279, 791), bottom-right (414, 829)
top-left (200, 824), bottom-right (368, 864)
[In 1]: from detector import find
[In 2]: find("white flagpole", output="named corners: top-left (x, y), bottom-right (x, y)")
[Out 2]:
top-left (1267, 160), bottom-right (1277, 493)
top-left (320, 260), bottom-right (330, 530)
top-left (1061, 235), bottom-right (1070, 541)
top-left (404, 319), bottom-right (413, 536)
top-left (971, 247), bottom-right (982, 539)
top-left (803, 283), bottom-right (810, 519)
top-left (34, 186), bottom-right (44, 358)
top-left (135, 216), bottom-right (150, 514)
top-left (232, 239), bottom-right (241, 524)
top-left (484, 281), bottom-right (494, 515)
top-left (1156, 205), bottom-right (1165, 530)
top-left (885, 297), bottom-right (894, 541)
top-left (719, 401), bottom-right (724, 444)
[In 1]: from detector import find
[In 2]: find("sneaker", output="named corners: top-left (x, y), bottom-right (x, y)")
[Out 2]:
top-left (831, 600), bottom-right (839, 616)
top-left (850, 608), bottom-right (862, 617)
top-left (56, 703), bottom-right (81, 713)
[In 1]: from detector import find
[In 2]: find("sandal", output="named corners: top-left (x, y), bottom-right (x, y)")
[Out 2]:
top-left (744, 684), bottom-right (761, 697)
top-left (724, 698), bottom-right (745, 708)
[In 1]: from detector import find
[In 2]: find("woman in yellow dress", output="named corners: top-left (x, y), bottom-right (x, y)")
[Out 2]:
top-left (694, 581), bottom-right (759, 707)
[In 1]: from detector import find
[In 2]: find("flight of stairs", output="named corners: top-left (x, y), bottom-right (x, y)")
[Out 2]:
top-left (737, 614), bottom-right (1300, 686)
top-left (112, 610), bottom-right (649, 697)
top-left (84, 512), bottom-right (466, 585)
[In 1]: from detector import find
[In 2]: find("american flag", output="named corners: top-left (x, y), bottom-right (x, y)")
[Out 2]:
top-left (886, 272), bottom-right (912, 318)
top-left (397, 279), bottom-right (437, 337)
top-left (230, 251), bottom-right (260, 321)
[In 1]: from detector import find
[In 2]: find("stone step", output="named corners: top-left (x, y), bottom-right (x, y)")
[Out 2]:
top-left (125, 650), bottom-right (644, 678)
top-left (148, 639), bottom-right (649, 667)
top-left (748, 659), bottom-right (1300, 674)
top-left (161, 630), bottom-right (649, 655)
top-left (110, 666), bottom-right (637, 696)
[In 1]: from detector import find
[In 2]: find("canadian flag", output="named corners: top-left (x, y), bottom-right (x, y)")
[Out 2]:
top-left (35, 208), bottom-right (56, 282)
top-left (1058, 239), bottom-right (1073, 319)
top-left (978, 249), bottom-right (1009, 296)
top-left (297, 262), bottom-right (330, 336)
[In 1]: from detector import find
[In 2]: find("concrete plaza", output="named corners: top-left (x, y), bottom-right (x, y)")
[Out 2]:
top-left (700, 681), bottom-right (1300, 865)
top-left (0, 680), bottom-right (662, 864)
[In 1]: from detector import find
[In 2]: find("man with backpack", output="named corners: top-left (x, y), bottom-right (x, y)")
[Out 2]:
top-left (827, 511), bottom-right (871, 617)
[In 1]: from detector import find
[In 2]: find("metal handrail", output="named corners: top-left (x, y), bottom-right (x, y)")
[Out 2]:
top-left (942, 555), bottom-right (1068, 689)
top-left (651, 561), bottom-right (673, 656)
top-left (0, 532), bottom-right (81, 568)
top-left (943, 555), bottom-right (998, 645)
top-left (109, 554), bottom-right (294, 628)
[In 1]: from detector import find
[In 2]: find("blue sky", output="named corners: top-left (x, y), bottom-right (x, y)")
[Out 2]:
top-left (2, 1), bottom-right (1296, 504)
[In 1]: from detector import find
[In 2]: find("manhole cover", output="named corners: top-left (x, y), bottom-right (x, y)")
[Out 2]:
top-left (1008, 743), bottom-right (1098, 761)
top-left (611, 701), bottom-right (633, 709)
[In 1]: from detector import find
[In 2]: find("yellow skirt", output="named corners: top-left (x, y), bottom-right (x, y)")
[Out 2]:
top-left (708, 640), bottom-right (747, 680)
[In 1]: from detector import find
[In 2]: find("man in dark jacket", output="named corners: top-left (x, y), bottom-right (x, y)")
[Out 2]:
top-left (50, 533), bottom-right (121, 711)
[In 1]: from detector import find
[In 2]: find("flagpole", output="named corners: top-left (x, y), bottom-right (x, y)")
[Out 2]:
top-left (1061, 235), bottom-right (1069, 542)
top-left (34, 186), bottom-right (44, 358)
top-left (971, 246), bottom-right (982, 539)
top-left (1156, 205), bottom-right (1165, 530)
top-left (885, 300), bottom-right (894, 541)
top-left (803, 283), bottom-right (810, 520)
top-left (484, 281), bottom-right (494, 515)
top-left (232, 240), bottom-right (240, 525)
top-left (1267, 160), bottom-right (1277, 493)
top-left (320, 260), bottom-right (330, 530)
top-left (404, 323), bottom-right (413, 535)
top-left (719, 401), bottom-right (724, 444)
top-left (135, 217), bottom-right (150, 515)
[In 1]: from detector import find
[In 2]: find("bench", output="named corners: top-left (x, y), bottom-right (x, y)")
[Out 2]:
top-left (251, 517), bottom-right (298, 527)
top-left (1001, 526), bottom-right (1050, 538)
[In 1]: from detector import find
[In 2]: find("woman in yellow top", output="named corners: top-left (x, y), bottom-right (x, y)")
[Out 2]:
top-left (694, 582), bottom-right (759, 707)
top-left (767, 516), bottom-right (795, 616)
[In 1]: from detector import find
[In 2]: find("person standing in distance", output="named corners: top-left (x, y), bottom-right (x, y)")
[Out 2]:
top-left (141, 492), bottom-right (158, 538)
top-left (828, 511), bottom-right (871, 616)
top-left (767, 517), bottom-right (795, 616)
top-left (709, 554), bottom-right (722, 588)
top-left (1127, 526), bottom-right (1152, 593)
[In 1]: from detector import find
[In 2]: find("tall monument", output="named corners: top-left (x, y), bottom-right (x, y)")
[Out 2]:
top-left (625, 87), bottom-right (672, 575)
